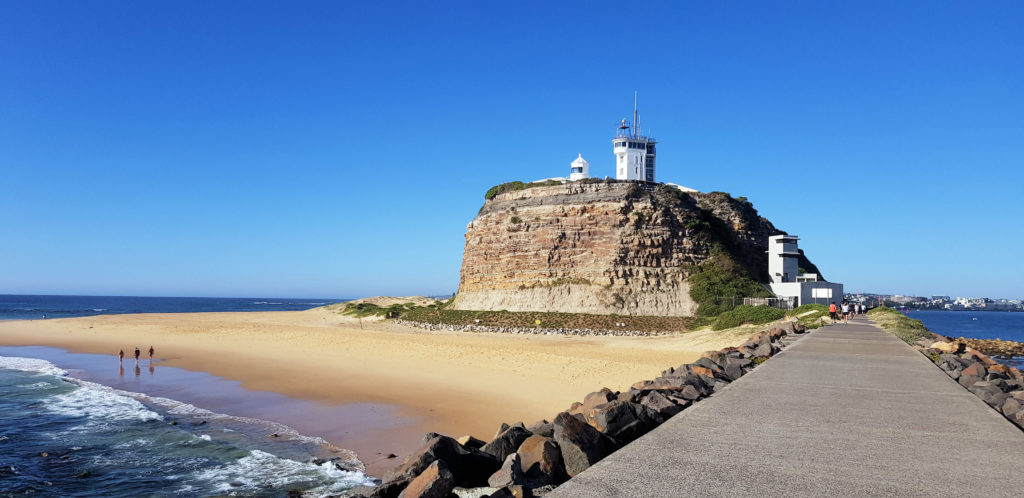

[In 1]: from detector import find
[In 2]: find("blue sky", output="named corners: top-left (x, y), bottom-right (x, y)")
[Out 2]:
top-left (1, 1), bottom-right (1022, 299)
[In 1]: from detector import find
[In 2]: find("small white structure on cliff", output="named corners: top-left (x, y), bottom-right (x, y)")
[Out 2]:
top-left (767, 234), bottom-right (844, 306)
top-left (569, 154), bottom-right (590, 181)
top-left (613, 94), bottom-right (657, 182)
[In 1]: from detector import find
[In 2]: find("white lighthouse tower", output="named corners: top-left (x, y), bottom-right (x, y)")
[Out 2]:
top-left (569, 154), bottom-right (590, 181)
top-left (613, 93), bottom-right (657, 182)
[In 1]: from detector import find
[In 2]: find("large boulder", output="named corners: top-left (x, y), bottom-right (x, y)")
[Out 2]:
top-left (398, 460), bottom-right (455, 498)
top-left (552, 412), bottom-right (617, 477)
top-left (487, 453), bottom-right (525, 488)
top-left (586, 400), bottom-right (658, 444)
top-left (381, 434), bottom-right (500, 496)
top-left (962, 362), bottom-right (988, 378)
top-left (969, 382), bottom-right (1009, 409)
top-left (516, 435), bottom-right (567, 485)
top-left (638, 391), bottom-right (684, 421)
top-left (481, 425), bottom-right (533, 462)
top-left (1002, 397), bottom-right (1023, 418)
top-left (526, 420), bottom-right (554, 438)
top-left (958, 375), bottom-right (983, 388)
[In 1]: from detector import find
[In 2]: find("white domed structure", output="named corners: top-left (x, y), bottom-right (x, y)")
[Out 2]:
top-left (569, 154), bottom-right (590, 181)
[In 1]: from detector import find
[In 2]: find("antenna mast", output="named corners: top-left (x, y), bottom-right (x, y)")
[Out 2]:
top-left (633, 91), bottom-right (638, 138)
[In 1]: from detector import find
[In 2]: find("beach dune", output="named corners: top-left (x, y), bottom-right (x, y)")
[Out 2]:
top-left (0, 308), bottom-right (750, 474)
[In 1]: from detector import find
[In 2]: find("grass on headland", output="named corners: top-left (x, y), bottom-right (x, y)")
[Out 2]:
top-left (867, 306), bottom-right (934, 344)
top-left (709, 305), bottom-right (786, 331)
top-left (786, 303), bottom-right (830, 330)
top-left (400, 307), bottom-right (694, 332)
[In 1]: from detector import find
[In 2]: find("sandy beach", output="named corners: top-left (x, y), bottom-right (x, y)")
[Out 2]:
top-left (0, 309), bottom-right (753, 475)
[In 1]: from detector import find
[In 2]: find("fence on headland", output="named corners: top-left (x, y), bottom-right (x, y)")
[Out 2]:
top-left (711, 296), bottom-right (796, 311)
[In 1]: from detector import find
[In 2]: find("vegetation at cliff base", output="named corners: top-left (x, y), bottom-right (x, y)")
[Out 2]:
top-left (868, 306), bottom-right (934, 344)
top-left (400, 307), bottom-right (693, 332)
top-left (341, 299), bottom-right (448, 318)
top-left (688, 251), bottom-right (773, 317)
top-left (710, 305), bottom-right (786, 330)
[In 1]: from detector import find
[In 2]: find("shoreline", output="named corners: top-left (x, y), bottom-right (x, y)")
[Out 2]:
top-left (0, 309), bottom-right (749, 476)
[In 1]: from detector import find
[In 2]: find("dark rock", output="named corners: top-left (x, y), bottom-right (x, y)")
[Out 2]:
top-left (694, 357), bottom-right (724, 373)
top-left (381, 434), bottom-right (500, 496)
top-left (751, 343), bottom-right (772, 358)
top-left (794, 322), bottom-right (807, 333)
top-left (387, 453), bottom-right (399, 459)
top-left (487, 454), bottom-right (524, 488)
top-left (700, 350), bottom-right (728, 368)
top-left (969, 382), bottom-right (1009, 408)
top-left (493, 424), bottom-right (510, 439)
top-left (638, 391), bottom-right (683, 421)
top-left (481, 425), bottom-right (533, 466)
top-left (586, 400), bottom-right (658, 444)
top-left (959, 375), bottom-right (983, 388)
top-left (571, 389), bottom-right (615, 415)
top-left (456, 436), bottom-right (486, 450)
top-left (526, 420), bottom-right (554, 438)
top-left (516, 435), bottom-right (567, 485)
top-left (398, 460), bottom-right (455, 498)
top-left (552, 412), bottom-right (617, 477)
top-left (1002, 397), bottom-right (1022, 417)
top-left (962, 362), bottom-right (987, 378)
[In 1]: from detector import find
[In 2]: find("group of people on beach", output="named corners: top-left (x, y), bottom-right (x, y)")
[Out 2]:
top-left (829, 301), bottom-right (867, 323)
top-left (117, 346), bottom-right (154, 365)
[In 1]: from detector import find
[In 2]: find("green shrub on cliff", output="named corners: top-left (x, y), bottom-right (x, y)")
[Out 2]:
top-left (688, 251), bottom-right (773, 317)
top-left (711, 305), bottom-right (786, 330)
top-left (484, 179), bottom-right (564, 200)
top-left (868, 306), bottom-right (933, 344)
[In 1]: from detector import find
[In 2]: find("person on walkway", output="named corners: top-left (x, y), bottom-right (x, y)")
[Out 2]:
top-left (841, 302), bottom-right (851, 323)
top-left (829, 302), bottom-right (838, 322)
top-left (134, 347), bottom-right (140, 363)
top-left (118, 349), bottom-right (124, 364)
top-left (148, 346), bottom-right (154, 360)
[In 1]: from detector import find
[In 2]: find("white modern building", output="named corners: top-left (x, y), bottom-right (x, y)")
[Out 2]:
top-left (613, 96), bottom-right (656, 182)
top-left (767, 234), bottom-right (844, 307)
top-left (569, 154), bottom-right (590, 181)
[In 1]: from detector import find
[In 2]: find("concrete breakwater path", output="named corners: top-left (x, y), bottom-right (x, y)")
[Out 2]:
top-left (550, 317), bottom-right (1024, 497)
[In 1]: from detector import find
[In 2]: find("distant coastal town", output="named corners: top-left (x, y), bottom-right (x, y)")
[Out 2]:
top-left (846, 293), bottom-right (1023, 311)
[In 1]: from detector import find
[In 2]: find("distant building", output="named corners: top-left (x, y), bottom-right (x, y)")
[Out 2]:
top-left (569, 154), bottom-right (590, 181)
top-left (613, 94), bottom-right (656, 182)
top-left (766, 234), bottom-right (844, 307)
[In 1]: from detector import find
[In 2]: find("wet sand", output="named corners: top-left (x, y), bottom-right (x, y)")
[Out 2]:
top-left (0, 309), bottom-right (753, 475)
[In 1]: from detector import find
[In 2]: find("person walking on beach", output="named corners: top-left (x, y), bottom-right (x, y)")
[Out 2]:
top-left (118, 349), bottom-right (124, 364)
top-left (134, 347), bottom-right (140, 364)
top-left (829, 302), bottom-right (838, 322)
top-left (148, 346), bottom-right (154, 361)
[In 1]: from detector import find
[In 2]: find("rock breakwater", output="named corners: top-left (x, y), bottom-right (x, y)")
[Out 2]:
top-left (913, 338), bottom-right (1024, 431)
top-left (351, 320), bottom-right (809, 498)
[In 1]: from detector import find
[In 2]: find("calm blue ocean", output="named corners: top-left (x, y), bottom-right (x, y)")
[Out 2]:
top-left (908, 310), bottom-right (1024, 343)
top-left (0, 294), bottom-right (344, 321)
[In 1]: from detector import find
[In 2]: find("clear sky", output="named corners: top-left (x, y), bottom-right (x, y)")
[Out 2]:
top-left (2, 1), bottom-right (1022, 299)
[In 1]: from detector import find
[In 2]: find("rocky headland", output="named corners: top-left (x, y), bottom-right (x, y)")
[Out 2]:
top-left (449, 180), bottom-right (821, 317)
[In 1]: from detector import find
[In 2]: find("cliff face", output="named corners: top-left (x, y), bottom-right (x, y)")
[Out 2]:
top-left (450, 181), bottom-right (819, 316)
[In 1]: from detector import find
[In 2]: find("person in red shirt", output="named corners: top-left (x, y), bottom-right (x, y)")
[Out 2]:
top-left (829, 302), bottom-right (838, 322)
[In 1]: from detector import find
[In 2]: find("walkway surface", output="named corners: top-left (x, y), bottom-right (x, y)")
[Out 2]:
top-left (550, 317), bottom-right (1024, 497)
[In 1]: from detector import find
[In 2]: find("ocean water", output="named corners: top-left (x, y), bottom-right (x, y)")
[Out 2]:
top-left (908, 310), bottom-right (1024, 342)
top-left (0, 294), bottom-right (343, 321)
top-left (0, 355), bottom-right (378, 496)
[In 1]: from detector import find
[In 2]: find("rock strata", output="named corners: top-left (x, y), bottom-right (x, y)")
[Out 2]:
top-left (354, 319), bottom-right (807, 498)
top-left (450, 182), bottom-right (821, 316)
